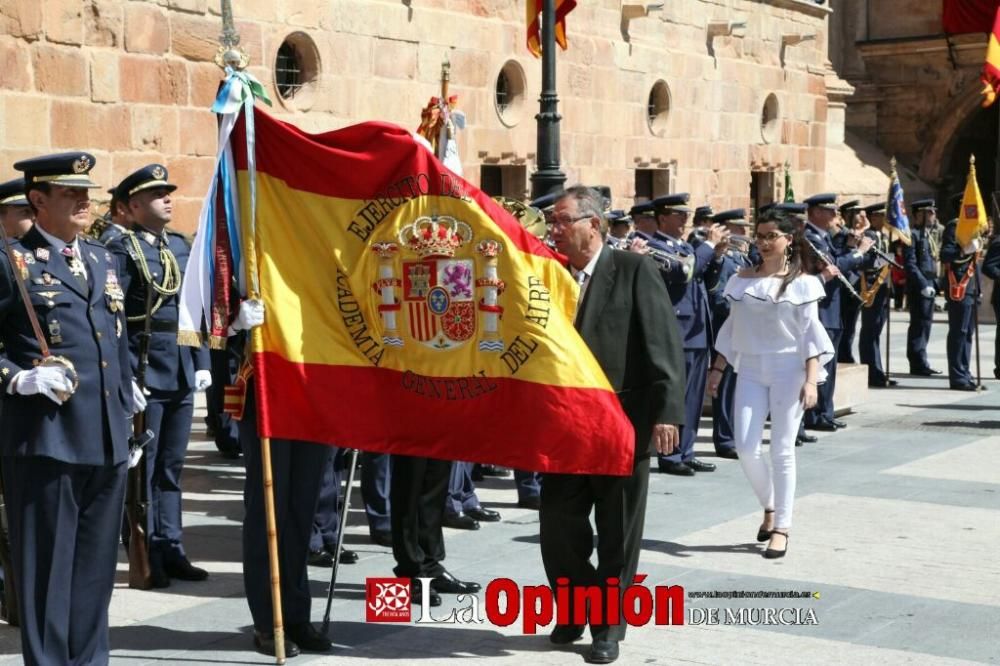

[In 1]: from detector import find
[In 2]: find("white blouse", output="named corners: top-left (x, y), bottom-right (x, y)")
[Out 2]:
top-left (714, 274), bottom-right (835, 382)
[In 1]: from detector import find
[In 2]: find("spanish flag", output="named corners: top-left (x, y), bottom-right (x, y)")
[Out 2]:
top-left (956, 155), bottom-right (990, 247)
top-left (527, 0), bottom-right (577, 57)
top-left (982, 5), bottom-right (1000, 106)
top-left (184, 103), bottom-right (634, 476)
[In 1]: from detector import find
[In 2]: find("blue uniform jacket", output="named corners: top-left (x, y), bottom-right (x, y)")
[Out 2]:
top-left (904, 227), bottom-right (938, 293)
top-left (0, 227), bottom-right (133, 465)
top-left (981, 236), bottom-right (1000, 307)
top-left (804, 222), bottom-right (865, 330)
top-left (703, 249), bottom-right (753, 331)
top-left (108, 227), bottom-right (209, 393)
top-left (654, 233), bottom-right (715, 349)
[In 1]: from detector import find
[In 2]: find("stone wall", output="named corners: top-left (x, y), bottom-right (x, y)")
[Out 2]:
top-left (1, 0), bottom-right (836, 233)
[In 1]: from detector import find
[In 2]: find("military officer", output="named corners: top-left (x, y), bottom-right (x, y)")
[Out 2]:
top-left (940, 203), bottom-right (984, 391)
top-left (703, 209), bottom-right (753, 459)
top-left (904, 199), bottom-right (943, 375)
top-left (0, 179), bottom-right (33, 241)
top-left (98, 186), bottom-right (129, 246)
top-left (1, 152), bottom-right (145, 665)
top-left (687, 204), bottom-right (714, 242)
top-left (649, 193), bottom-right (723, 475)
top-left (857, 202), bottom-right (898, 388)
top-left (802, 193), bottom-right (872, 431)
top-left (607, 209), bottom-right (632, 240)
top-left (309, 448), bottom-right (359, 566)
top-left (834, 200), bottom-right (863, 364)
top-left (982, 230), bottom-right (1000, 379)
top-left (107, 165), bottom-right (212, 587)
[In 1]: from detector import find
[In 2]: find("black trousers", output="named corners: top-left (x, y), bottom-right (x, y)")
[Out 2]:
top-left (310, 448), bottom-right (347, 552)
top-left (3, 456), bottom-right (126, 666)
top-left (239, 390), bottom-right (330, 631)
top-left (906, 286), bottom-right (936, 371)
top-left (805, 328), bottom-right (842, 426)
top-left (839, 296), bottom-right (860, 363)
top-left (540, 456), bottom-right (650, 642)
top-left (360, 452), bottom-right (391, 534)
top-left (390, 455), bottom-right (451, 578)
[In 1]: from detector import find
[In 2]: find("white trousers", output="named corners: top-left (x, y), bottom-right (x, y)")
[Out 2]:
top-left (732, 353), bottom-right (804, 530)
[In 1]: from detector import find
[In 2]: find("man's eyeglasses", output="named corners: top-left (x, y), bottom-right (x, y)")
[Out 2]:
top-left (547, 214), bottom-right (592, 228)
top-left (754, 231), bottom-right (789, 244)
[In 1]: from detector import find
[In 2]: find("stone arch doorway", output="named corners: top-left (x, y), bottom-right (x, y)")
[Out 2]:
top-left (920, 78), bottom-right (999, 215)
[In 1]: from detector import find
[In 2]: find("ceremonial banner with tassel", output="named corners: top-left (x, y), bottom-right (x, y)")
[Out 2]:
top-left (527, 0), bottom-right (577, 57)
top-left (957, 155), bottom-right (990, 247)
top-left (886, 158), bottom-right (912, 246)
top-left (179, 77), bottom-right (635, 476)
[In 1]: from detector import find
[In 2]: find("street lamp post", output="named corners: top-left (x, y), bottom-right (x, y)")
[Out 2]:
top-left (530, 0), bottom-right (567, 200)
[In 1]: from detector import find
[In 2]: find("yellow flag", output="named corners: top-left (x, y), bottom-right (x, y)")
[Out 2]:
top-left (956, 156), bottom-right (989, 247)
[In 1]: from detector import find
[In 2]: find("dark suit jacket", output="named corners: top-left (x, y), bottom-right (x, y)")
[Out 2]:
top-left (576, 247), bottom-right (686, 459)
top-left (0, 227), bottom-right (133, 465)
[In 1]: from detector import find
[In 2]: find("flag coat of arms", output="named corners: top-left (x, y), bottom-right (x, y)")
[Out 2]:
top-left (181, 103), bottom-right (636, 476)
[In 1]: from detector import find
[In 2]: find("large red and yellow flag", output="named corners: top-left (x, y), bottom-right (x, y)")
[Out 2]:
top-left (527, 0), bottom-right (577, 57)
top-left (221, 108), bottom-right (633, 475)
top-left (981, 5), bottom-right (1000, 106)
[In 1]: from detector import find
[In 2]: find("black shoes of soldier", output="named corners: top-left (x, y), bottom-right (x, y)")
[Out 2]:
top-left (164, 558), bottom-right (208, 582)
top-left (411, 578), bottom-right (442, 606)
top-left (253, 630), bottom-right (300, 658)
top-left (587, 639), bottom-right (620, 664)
top-left (285, 622), bottom-right (332, 653)
top-left (686, 458), bottom-right (716, 472)
top-left (950, 383), bottom-right (980, 391)
top-left (658, 460), bottom-right (694, 476)
top-left (715, 449), bottom-right (739, 460)
top-left (443, 512), bottom-right (480, 530)
top-left (466, 506), bottom-right (501, 522)
top-left (308, 549), bottom-right (359, 567)
top-left (430, 571), bottom-right (481, 595)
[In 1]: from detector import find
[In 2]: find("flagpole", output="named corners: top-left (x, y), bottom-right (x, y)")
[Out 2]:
top-left (530, 0), bottom-right (567, 199)
top-left (215, 2), bottom-right (285, 662)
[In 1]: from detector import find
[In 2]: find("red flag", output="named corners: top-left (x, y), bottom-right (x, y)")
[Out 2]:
top-left (983, 6), bottom-right (1000, 106)
top-left (943, 0), bottom-right (1000, 34)
top-left (527, 0), bottom-right (577, 57)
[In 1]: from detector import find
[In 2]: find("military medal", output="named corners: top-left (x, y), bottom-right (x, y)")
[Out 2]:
top-left (48, 319), bottom-right (62, 345)
top-left (35, 248), bottom-right (49, 261)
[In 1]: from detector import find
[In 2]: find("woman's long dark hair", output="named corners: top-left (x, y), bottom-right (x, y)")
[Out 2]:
top-left (754, 215), bottom-right (806, 298)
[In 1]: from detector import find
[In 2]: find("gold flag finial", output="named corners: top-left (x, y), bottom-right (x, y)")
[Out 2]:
top-left (971, 154), bottom-right (977, 166)
top-left (214, 0), bottom-right (250, 71)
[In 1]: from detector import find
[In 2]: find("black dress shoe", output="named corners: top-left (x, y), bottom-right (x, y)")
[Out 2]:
top-left (431, 570), bottom-right (481, 594)
top-left (164, 558), bottom-right (208, 581)
top-left (410, 578), bottom-right (442, 606)
top-left (285, 622), bottom-right (332, 653)
top-left (658, 460), bottom-right (694, 476)
top-left (370, 530), bottom-right (393, 547)
top-left (871, 379), bottom-right (899, 387)
top-left (831, 419), bottom-right (847, 428)
top-left (715, 449), bottom-right (739, 460)
top-left (336, 549), bottom-right (359, 564)
top-left (686, 458), bottom-right (716, 472)
top-left (308, 549), bottom-right (334, 567)
top-left (443, 512), bottom-right (480, 530)
top-left (517, 496), bottom-right (541, 510)
top-left (466, 506), bottom-right (501, 522)
top-left (549, 623), bottom-right (585, 644)
top-left (253, 630), bottom-right (300, 658)
top-left (797, 433), bottom-right (818, 443)
top-left (951, 383), bottom-right (978, 391)
top-left (586, 639), bottom-right (620, 664)
top-left (805, 421), bottom-right (837, 432)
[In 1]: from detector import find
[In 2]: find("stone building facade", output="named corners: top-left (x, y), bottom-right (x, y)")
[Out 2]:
top-left (1, 0), bottom-right (845, 234)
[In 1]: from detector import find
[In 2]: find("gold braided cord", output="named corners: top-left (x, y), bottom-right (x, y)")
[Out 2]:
top-left (859, 265), bottom-right (890, 308)
top-left (125, 232), bottom-right (182, 323)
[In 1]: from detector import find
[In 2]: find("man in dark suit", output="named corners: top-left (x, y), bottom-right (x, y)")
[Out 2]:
top-left (542, 186), bottom-right (685, 665)
top-left (0, 152), bottom-right (144, 665)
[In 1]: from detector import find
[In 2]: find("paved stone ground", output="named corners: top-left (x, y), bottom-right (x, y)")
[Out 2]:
top-left (0, 308), bottom-right (998, 665)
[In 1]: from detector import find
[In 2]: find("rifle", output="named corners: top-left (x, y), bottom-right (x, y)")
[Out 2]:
top-left (125, 281), bottom-right (155, 589)
top-left (0, 467), bottom-right (18, 626)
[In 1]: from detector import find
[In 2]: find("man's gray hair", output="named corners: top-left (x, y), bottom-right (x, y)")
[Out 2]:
top-left (555, 185), bottom-right (607, 234)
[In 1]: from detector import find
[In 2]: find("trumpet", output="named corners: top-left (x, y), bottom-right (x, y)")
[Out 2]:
top-left (802, 235), bottom-right (864, 303)
top-left (607, 231), bottom-right (685, 274)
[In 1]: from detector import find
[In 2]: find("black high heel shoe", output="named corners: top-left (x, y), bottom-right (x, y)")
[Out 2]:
top-left (763, 531), bottom-right (789, 559)
top-left (756, 509), bottom-right (775, 542)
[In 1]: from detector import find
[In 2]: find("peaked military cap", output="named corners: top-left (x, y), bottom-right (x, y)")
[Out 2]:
top-left (864, 202), bottom-right (886, 216)
top-left (803, 193), bottom-right (838, 210)
top-left (694, 205), bottom-right (714, 220)
top-left (651, 193), bottom-right (691, 214)
top-left (629, 201), bottom-right (656, 217)
top-left (14, 152), bottom-right (99, 189)
top-left (911, 198), bottom-right (936, 212)
top-left (712, 208), bottom-right (749, 225)
top-left (838, 200), bottom-right (860, 216)
top-left (0, 178), bottom-right (28, 206)
top-left (592, 185), bottom-right (612, 210)
top-left (774, 202), bottom-right (808, 216)
top-left (758, 202), bottom-right (776, 216)
top-left (116, 164), bottom-right (177, 202)
top-left (529, 191), bottom-right (562, 211)
top-left (607, 209), bottom-right (631, 226)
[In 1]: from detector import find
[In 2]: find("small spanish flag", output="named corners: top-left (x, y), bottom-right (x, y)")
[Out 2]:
top-left (956, 155), bottom-right (990, 247)
top-left (527, 0), bottom-right (577, 57)
top-left (981, 5), bottom-right (1000, 107)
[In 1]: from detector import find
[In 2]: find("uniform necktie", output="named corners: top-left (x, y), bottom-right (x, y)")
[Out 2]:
top-left (61, 246), bottom-right (88, 293)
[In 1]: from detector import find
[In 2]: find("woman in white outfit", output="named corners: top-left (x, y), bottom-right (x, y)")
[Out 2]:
top-left (708, 214), bottom-right (833, 558)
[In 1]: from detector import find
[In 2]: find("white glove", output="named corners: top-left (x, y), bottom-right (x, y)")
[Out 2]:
top-left (131, 380), bottom-right (147, 415)
top-left (194, 369), bottom-right (213, 392)
top-left (11, 365), bottom-right (74, 405)
top-left (228, 299), bottom-right (265, 335)
top-left (962, 238), bottom-right (981, 254)
top-left (921, 285), bottom-right (936, 299)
